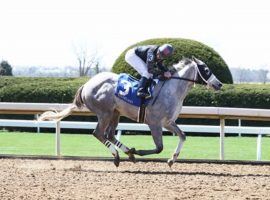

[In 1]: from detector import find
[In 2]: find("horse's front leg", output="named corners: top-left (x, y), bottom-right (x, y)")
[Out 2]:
top-left (164, 122), bottom-right (186, 167)
top-left (133, 125), bottom-right (163, 156)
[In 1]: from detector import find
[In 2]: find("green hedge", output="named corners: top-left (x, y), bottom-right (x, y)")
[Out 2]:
top-left (0, 77), bottom-right (88, 103)
top-left (185, 84), bottom-right (270, 109)
top-left (0, 77), bottom-right (269, 109)
top-left (112, 38), bottom-right (233, 84)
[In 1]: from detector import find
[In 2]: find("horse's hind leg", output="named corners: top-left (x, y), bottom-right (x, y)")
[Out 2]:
top-left (105, 110), bottom-right (136, 163)
top-left (164, 122), bottom-right (186, 167)
top-left (93, 113), bottom-right (120, 167)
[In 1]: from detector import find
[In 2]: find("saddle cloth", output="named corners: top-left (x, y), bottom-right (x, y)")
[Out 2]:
top-left (115, 73), bottom-right (156, 107)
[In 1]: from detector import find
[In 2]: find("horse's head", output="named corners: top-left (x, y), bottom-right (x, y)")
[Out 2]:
top-left (192, 56), bottom-right (223, 91)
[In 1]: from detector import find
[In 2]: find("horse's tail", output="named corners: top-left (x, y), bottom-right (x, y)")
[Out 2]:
top-left (73, 85), bottom-right (84, 109)
top-left (38, 105), bottom-right (77, 121)
top-left (38, 85), bottom-right (84, 122)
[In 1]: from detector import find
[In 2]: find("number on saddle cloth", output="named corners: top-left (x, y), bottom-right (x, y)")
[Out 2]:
top-left (115, 73), bottom-right (157, 107)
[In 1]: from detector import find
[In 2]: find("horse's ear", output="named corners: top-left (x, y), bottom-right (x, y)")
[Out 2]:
top-left (191, 56), bottom-right (198, 62)
top-left (192, 56), bottom-right (198, 63)
top-left (192, 56), bottom-right (204, 65)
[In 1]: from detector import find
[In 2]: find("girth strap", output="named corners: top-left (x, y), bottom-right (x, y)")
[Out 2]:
top-left (138, 98), bottom-right (147, 123)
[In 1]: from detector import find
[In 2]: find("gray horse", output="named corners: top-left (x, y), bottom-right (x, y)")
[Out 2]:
top-left (39, 57), bottom-right (222, 167)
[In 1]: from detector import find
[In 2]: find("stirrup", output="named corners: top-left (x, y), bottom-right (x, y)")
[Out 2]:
top-left (137, 91), bottom-right (147, 98)
top-left (144, 92), bottom-right (151, 99)
top-left (137, 91), bottom-right (151, 99)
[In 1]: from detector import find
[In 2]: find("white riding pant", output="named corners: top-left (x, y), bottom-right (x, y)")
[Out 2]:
top-left (125, 48), bottom-right (153, 79)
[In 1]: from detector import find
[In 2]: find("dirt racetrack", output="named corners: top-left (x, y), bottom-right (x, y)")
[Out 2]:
top-left (1, 158), bottom-right (270, 200)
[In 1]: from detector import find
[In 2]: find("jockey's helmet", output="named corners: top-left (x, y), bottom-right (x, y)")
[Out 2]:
top-left (157, 44), bottom-right (174, 59)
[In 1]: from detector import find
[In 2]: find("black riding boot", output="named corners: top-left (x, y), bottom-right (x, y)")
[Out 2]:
top-left (137, 77), bottom-right (151, 99)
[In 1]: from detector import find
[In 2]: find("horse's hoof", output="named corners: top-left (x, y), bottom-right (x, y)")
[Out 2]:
top-left (167, 159), bottom-right (174, 168)
top-left (113, 154), bottom-right (120, 167)
top-left (127, 148), bottom-right (136, 154)
top-left (128, 153), bottom-right (136, 163)
top-left (126, 148), bottom-right (136, 163)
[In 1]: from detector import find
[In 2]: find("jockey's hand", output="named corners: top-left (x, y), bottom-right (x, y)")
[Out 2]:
top-left (164, 71), bottom-right (172, 79)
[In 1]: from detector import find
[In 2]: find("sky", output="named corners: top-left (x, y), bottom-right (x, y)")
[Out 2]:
top-left (1, 0), bottom-right (270, 70)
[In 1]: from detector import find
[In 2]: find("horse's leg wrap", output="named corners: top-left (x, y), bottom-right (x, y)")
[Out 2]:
top-left (113, 140), bottom-right (129, 152)
top-left (104, 140), bottom-right (120, 167)
top-left (104, 140), bottom-right (118, 156)
top-left (113, 140), bottom-right (136, 163)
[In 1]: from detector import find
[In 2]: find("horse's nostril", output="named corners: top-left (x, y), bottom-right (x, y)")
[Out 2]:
top-left (218, 83), bottom-right (223, 88)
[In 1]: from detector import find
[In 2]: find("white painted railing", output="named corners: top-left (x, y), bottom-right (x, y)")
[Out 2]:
top-left (1, 102), bottom-right (270, 120)
top-left (0, 102), bottom-right (270, 160)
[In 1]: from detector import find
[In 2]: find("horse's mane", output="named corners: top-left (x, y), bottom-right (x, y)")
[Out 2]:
top-left (169, 58), bottom-right (193, 74)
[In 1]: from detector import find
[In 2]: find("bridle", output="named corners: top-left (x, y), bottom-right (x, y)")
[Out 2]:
top-left (166, 64), bottom-right (208, 85)
top-left (152, 65), bottom-right (211, 105)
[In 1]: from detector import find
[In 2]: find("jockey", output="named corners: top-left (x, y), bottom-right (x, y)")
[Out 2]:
top-left (125, 44), bottom-right (174, 99)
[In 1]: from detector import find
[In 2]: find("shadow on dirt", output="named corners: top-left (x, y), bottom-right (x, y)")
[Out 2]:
top-left (66, 168), bottom-right (270, 178)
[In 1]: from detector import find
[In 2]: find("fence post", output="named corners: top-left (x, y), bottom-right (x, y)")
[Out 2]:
top-left (220, 118), bottom-right (225, 160)
top-left (55, 121), bottom-right (61, 157)
top-left (116, 130), bottom-right (122, 141)
top-left (35, 114), bottom-right (40, 133)
top-left (238, 119), bottom-right (241, 137)
top-left (256, 134), bottom-right (262, 161)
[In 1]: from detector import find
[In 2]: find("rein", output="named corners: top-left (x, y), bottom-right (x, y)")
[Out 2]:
top-left (169, 76), bottom-right (199, 83)
top-left (151, 75), bottom-right (200, 106)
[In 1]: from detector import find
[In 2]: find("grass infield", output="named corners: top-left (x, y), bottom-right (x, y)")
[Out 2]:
top-left (0, 132), bottom-right (270, 161)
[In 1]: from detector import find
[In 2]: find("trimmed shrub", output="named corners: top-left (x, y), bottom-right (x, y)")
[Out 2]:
top-left (112, 38), bottom-right (233, 84)
top-left (0, 76), bottom-right (88, 103)
top-left (185, 84), bottom-right (270, 109)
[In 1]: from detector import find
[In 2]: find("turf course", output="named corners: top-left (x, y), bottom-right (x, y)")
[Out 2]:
top-left (0, 132), bottom-right (270, 161)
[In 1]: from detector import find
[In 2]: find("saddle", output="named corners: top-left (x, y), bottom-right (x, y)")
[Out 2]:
top-left (115, 73), bottom-right (158, 123)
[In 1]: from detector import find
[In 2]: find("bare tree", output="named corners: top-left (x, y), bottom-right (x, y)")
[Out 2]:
top-left (231, 67), bottom-right (270, 83)
top-left (232, 68), bottom-right (246, 83)
top-left (73, 43), bottom-right (102, 77)
top-left (257, 69), bottom-right (269, 84)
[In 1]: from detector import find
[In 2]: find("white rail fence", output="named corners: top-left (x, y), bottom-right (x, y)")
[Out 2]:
top-left (0, 102), bottom-right (270, 161)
